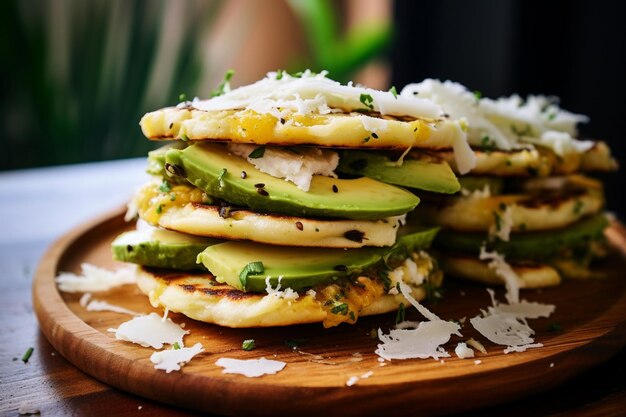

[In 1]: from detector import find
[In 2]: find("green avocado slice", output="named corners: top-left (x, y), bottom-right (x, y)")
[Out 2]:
top-left (112, 228), bottom-right (221, 270)
top-left (336, 150), bottom-right (460, 194)
top-left (164, 143), bottom-right (420, 220)
top-left (147, 142), bottom-right (187, 177)
top-left (434, 213), bottom-right (609, 261)
top-left (198, 227), bottom-right (440, 292)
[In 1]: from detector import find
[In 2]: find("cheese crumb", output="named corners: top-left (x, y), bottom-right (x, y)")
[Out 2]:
top-left (264, 276), bottom-right (299, 301)
top-left (474, 360), bottom-right (482, 365)
top-left (346, 376), bottom-right (359, 387)
top-left (108, 312), bottom-right (187, 349)
top-left (17, 404), bottom-right (40, 415)
top-left (150, 343), bottom-right (204, 373)
top-left (79, 293), bottom-right (92, 307)
top-left (215, 357), bottom-right (286, 377)
top-left (454, 342), bottom-right (475, 359)
top-left (56, 263), bottom-right (136, 293)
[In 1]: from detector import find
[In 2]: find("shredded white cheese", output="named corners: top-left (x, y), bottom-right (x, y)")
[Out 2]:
top-left (191, 70), bottom-right (444, 120)
top-left (454, 342), bottom-right (475, 359)
top-left (461, 184), bottom-right (491, 198)
top-left (264, 276), bottom-right (299, 301)
top-left (215, 357), bottom-right (286, 377)
top-left (227, 143), bottom-right (338, 191)
top-left (56, 263), bottom-right (136, 293)
top-left (479, 247), bottom-right (520, 304)
top-left (150, 343), bottom-right (204, 373)
top-left (401, 79), bottom-right (594, 156)
top-left (79, 293), bottom-right (92, 307)
top-left (17, 404), bottom-right (40, 415)
top-left (107, 312), bottom-right (187, 349)
top-left (470, 289), bottom-right (555, 354)
top-left (346, 371), bottom-right (374, 386)
top-left (376, 282), bottom-right (461, 360)
top-left (85, 299), bottom-right (142, 316)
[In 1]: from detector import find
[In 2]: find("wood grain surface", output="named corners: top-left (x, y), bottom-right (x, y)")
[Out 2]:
top-left (30, 208), bottom-right (626, 416)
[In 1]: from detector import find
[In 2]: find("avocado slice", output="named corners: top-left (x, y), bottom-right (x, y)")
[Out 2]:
top-left (147, 142), bottom-right (187, 177)
top-left (336, 150), bottom-right (460, 194)
top-left (434, 213), bottom-right (609, 261)
top-left (112, 227), bottom-right (221, 270)
top-left (165, 143), bottom-right (420, 220)
top-left (198, 227), bottom-right (440, 291)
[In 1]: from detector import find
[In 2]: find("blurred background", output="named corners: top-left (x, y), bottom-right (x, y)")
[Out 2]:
top-left (0, 0), bottom-right (624, 214)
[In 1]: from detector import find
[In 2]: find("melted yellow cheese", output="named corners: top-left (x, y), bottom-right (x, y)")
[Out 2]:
top-left (316, 277), bottom-right (386, 328)
top-left (134, 181), bottom-right (209, 225)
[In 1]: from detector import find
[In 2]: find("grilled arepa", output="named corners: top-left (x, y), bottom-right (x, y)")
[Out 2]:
top-left (392, 80), bottom-right (617, 288)
top-left (112, 70), bottom-right (463, 328)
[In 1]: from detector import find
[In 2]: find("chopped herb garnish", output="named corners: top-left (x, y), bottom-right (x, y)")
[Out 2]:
top-left (395, 303), bottom-right (406, 324)
top-left (217, 168), bottom-right (228, 188)
top-left (275, 69), bottom-right (284, 80)
top-left (178, 93), bottom-right (187, 102)
top-left (239, 261), bottom-right (264, 290)
top-left (548, 112), bottom-right (557, 121)
top-left (180, 133), bottom-right (189, 142)
top-left (159, 180), bottom-right (172, 193)
top-left (548, 322), bottom-right (563, 333)
top-left (331, 303), bottom-right (349, 315)
top-left (21, 347), bottom-right (34, 363)
top-left (219, 205), bottom-right (231, 218)
top-left (511, 124), bottom-right (532, 137)
top-left (573, 200), bottom-right (584, 214)
top-left (173, 342), bottom-right (181, 350)
top-left (242, 339), bottom-right (255, 351)
top-left (423, 278), bottom-right (443, 304)
top-left (248, 146), bottom-right (266, 159)
top-left (389, 86), bottom-right (398, 98)
top-left (349, 311), bottom-right (356, 321)
top-left (480, 135), bottom-right (495, 152)
top-left (210, 69), bottom-right (235, 97)
top-left (156, 204), bottom-right (163, 214)
top-left (473, 90), bottom-right (482, 102)
top-left (360, 93), bottom-right (374, 110)
top-left (362, 136), bottom-right (371, 143)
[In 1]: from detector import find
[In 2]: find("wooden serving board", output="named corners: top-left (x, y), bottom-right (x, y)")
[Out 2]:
top-left (33, 208), bottom-right (626, 416)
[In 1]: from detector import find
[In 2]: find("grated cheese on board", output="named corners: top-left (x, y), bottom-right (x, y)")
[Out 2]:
top-left (108, 312), bottom-right (187, 349)
top-left (56, 263), bottom-right (136, 293)
top-left (150, 343), bottom-right (204, 373)
top-left (215, 357), bottom-right (286, 377)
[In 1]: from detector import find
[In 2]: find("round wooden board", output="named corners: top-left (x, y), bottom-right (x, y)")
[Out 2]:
top-left (33, 208), bottom-right (626, 416)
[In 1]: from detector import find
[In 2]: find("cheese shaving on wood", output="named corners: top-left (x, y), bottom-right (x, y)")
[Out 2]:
top-left (108, 312), bottom-right (187, 349)
top-left (470, 289), bottom-right (555, 353)
top-left (150, 343), bottom-right (204, 373)
top-left (215, 357), bottom-right (286, 377)
top-left (85, 299), bottom-right (142, 316)
top-left (489, 204), bottom-right (514, 242)
top-left (56, 263), bottom-right (136, 293)
top-left (376, 282), bottom-right (461, 360)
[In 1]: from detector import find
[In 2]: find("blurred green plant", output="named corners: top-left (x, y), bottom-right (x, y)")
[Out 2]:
top-left (0, 0), bottom-right (390, 170)
top-left (0, 0), bottom-right (222, 169)
top-left (287, 0), bottom-right (392, 82)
